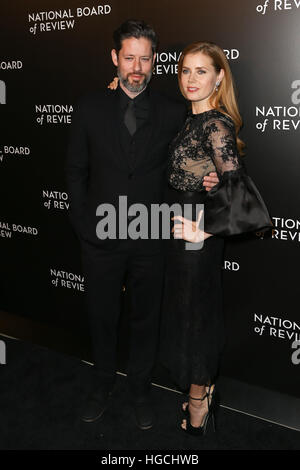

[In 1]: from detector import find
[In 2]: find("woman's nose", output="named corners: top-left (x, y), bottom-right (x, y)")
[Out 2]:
top-left (188, 73), bottom-right (196, 83)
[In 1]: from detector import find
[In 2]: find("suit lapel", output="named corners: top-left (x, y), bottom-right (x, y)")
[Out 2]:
top-left (105, 91), bottom-right (130, 171)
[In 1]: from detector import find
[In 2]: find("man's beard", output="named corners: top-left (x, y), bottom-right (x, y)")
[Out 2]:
top-left (117, 69), bottom-right (152, 93)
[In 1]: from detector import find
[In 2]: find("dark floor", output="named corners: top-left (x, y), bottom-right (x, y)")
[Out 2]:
top-left (0, 334), bottom-right (299, 451)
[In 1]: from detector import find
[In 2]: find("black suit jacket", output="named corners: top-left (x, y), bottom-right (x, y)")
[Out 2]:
top-left (65, 87), bottom-right (187, 250)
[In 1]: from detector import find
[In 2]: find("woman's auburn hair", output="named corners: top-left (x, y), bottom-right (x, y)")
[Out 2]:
top-left (177, 41), bottom-right (245, 155)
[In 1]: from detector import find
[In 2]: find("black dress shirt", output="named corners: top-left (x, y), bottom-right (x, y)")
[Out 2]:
top-left (118, 85), bottom-right (150, 131)
top-left (118, 86), bottom-right (150, 170)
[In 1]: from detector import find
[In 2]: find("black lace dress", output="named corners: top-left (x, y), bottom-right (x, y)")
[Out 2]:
top-left (159, 109), bottom-right (272, 391)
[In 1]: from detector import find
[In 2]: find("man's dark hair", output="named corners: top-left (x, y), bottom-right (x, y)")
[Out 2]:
top-left (113, 19), bottom-right (158, 56)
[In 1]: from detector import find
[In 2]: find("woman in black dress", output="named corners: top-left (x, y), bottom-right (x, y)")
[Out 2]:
top-left (160, 41), bottom-right (272, 435)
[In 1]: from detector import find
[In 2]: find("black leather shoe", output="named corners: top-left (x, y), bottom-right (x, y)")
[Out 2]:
top-left (80, 389), bottom-right (112, 423)
top-left (134, 399), bottom-right (154, 430)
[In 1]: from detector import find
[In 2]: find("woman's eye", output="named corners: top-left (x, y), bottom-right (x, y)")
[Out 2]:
top-left (198, 70), bottom-right (205, 74)
top-left (182, 69), bottom-right (189, 74)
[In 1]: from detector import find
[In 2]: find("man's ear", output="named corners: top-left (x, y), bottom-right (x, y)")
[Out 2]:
top-left (152, 52), bottom-right (156, 65)
top-left (111, 49), bottom-right (118, 67)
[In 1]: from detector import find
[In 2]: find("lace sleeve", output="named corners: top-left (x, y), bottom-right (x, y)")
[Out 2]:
top-left (202, 116), bottom-right (272, 236)
top-left (203, 117), bottom-right (242, 175)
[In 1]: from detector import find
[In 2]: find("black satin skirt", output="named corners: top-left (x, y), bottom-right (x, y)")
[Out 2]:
top-left (159, 187), bottom-right (225, 391)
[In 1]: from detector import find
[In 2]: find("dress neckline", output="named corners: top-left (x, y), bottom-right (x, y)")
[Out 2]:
top-left (188, 108), bottom-right (221, 118)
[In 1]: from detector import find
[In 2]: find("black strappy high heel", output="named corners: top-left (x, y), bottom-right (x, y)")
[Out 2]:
top-left (181, 385), bottom-right (217, 436)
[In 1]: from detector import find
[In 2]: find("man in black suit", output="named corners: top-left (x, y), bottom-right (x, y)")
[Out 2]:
top-left (66, 19), bottom-right (217, 430)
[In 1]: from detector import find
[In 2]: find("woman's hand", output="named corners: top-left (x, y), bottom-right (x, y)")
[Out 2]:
top-left (172, 210), bottom-right (212, 243)
top-left (107, 77), bottom-right (119, 90)
top-left (203, 172), bottom-right (219, 191)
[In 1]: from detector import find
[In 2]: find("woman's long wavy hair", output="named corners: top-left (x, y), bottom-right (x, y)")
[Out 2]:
top-left (178, 41), bottom-right (245, 155)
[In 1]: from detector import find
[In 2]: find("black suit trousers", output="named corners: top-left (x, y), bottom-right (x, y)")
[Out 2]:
top-left (81, 240), bottom-right (165, 397)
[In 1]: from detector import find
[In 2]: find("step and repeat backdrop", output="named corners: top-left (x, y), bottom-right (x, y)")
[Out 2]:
top-left (1, 0), bottom-right (299, 403)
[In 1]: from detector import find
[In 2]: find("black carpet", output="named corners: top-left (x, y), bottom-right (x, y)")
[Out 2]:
top-left (0, 335), bottom-right (299, 451)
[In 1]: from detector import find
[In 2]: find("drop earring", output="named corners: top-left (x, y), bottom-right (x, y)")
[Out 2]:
top-left (215, 80), bottom-right (220, 92)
